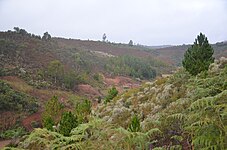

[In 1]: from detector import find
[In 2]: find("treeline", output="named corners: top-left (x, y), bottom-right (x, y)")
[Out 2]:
top-left (104, 55), bottom-right (157, 79)
top-left (5, 27), bottom-right (51, 40)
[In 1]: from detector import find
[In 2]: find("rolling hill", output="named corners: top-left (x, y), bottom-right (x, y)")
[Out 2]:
top-left (0, 28), bottom-right (227, 149)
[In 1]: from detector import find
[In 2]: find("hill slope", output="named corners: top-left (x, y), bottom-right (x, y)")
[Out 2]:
top-left (7, 57), bottom-right (226, 150)
top-left (151, 42), bottom-right (227, 66)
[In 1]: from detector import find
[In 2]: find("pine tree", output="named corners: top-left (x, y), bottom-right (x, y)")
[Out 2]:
top-left (104, 86), bottom-right (118, 103)
top-left (128, 40), bottom-right (133, 46)
top-left (42, 96), bottom-right (63, 130)
top-left (59, 111), bottom-right (78, 136)
top-left (182, 33), bottom-right (214, 75)
top-left (75, 99), bottom-right (91, 124)
top-left (43, 116), bottom-right (54, 131)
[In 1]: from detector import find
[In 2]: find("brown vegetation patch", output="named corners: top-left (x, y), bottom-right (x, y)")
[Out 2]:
top-left (77, 84), bottom-right (101, 97)
top-left (0, 111), bottom-right (19, 132)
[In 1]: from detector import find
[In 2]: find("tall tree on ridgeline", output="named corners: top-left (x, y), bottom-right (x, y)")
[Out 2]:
top-left (102, 33), bottom-right (107, 42)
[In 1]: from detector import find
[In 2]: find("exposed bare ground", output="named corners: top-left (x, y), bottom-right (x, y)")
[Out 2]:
top-left (103, 76), bottom-right (141, 93)
top-left (77, 84), bottom-right (101, 97)
top-left (0, 140), bottom-right (11, 149)
top-left (22, 112), bottom-right (42, 131)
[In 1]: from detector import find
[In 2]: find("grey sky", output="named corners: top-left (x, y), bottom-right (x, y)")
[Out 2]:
top-left (0, 0), bottom-right (227, 45)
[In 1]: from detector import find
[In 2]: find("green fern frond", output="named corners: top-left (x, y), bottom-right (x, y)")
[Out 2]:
top-left (146, 128), bottom-right (162, 137)
top-left (190, 118), bottom-right (213, 127)
top-left (153, 147), bottom-right (166, 150)
top-left (200, 145), bottom-right (218, 150)
top-left (71, 123), bottom-right (90, 135)
top-left (170, 145), bottom-right (182, 150)
top-left (60, 143), bottom-right (83, 150)
top-left (167, 113), bottom-right (186, 121)
top-left (171, 135), bottom-right (183, 142)
top-left (115, 127), bottom-right (131, 135)
top-left (192, 136), bottom-right (213, 148)
top-left (189, 97), bottom-right (216, 111)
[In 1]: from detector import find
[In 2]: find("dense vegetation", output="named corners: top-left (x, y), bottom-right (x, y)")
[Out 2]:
top-left (104, 86), bottom-right (118, 103)
top-left (0, 80), bottom-right (38, 114)
top-left (105, 55), bottom-right (157, 79)
top-left (0, 28), bottom-right (170, 94)
top-left (1, 28), bottom-right (227, 149)
top-left (3, 57), bottom-right (226, 149)
top-left (0, 80), bottom-right (38, 138)
top-left (42, 96), bottom-right (63, 131)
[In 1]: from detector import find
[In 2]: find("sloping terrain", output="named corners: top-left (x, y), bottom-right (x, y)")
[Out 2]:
top-left (4, 57), bottom-right (226, 150)
top-left (55, 38), bottom-right (155, 58)
top-left (0, 29), bottom-right (166, 140)
top-left (1, 29), bottom-right (227, 149)
top-left (151, 42), bottom-right (227, 66)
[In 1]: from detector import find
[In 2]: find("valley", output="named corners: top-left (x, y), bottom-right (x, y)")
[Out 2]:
top-left (0, 29), bottom-right (226, 149)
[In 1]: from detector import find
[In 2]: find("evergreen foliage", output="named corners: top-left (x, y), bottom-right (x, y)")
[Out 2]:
top-left (128, 40), bottom-right (133, 46)
top-left (102, 33), bottom-right (107, 42)
top-left (74, 99), bottom-right (91, 124)
top-left (0, 127), bottom-right (26, 139)
top-left (128, 115), bottom-right (141, 132)
top-left (43, 116), bottom-right (54, 131)
top-left (105, 55), bottom-right (157, 79)
top-left (47, 60), bottom-right (64, 84)
top-left (42, 32), bottom-right (51, 40)
top-left (0, 80), bottom-right (38, 113)
top-left (5, 59), bottom-right (227, 149)
top-left (104, 86), bottom-right (118, 103)
top-left (182, 33), bottom-right (214, 75)
top-left (42, 96), bottom-right (63, 129)
top-left (59, 112), bottom-right (78, 136)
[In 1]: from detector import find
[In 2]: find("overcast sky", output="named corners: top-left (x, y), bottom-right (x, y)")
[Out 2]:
top-left (0, 0), bottom-right (227, 45)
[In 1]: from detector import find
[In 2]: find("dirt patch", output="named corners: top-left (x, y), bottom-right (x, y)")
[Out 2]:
top-left (0, 140), bottom-right (11, 149)
top-left (77, 84), bottom-right (101, 98)
top-left (22, 112), bottom-right (42, 132)
top-left (104, 76), bottom-right (141, 93)
top-left (104, 76), bottom-right (134, 85)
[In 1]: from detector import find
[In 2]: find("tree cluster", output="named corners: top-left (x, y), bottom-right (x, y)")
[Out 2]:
top-left (13, 27), bottom-right (41, 39)
top-left (42, 32), bottom-right (51, 40)
top-left (105, 55), bottom-right (157, 79)
top-left (41, 60), bottom-right (85, 90)
top-left (42, 96), bottom-right (92, 136)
